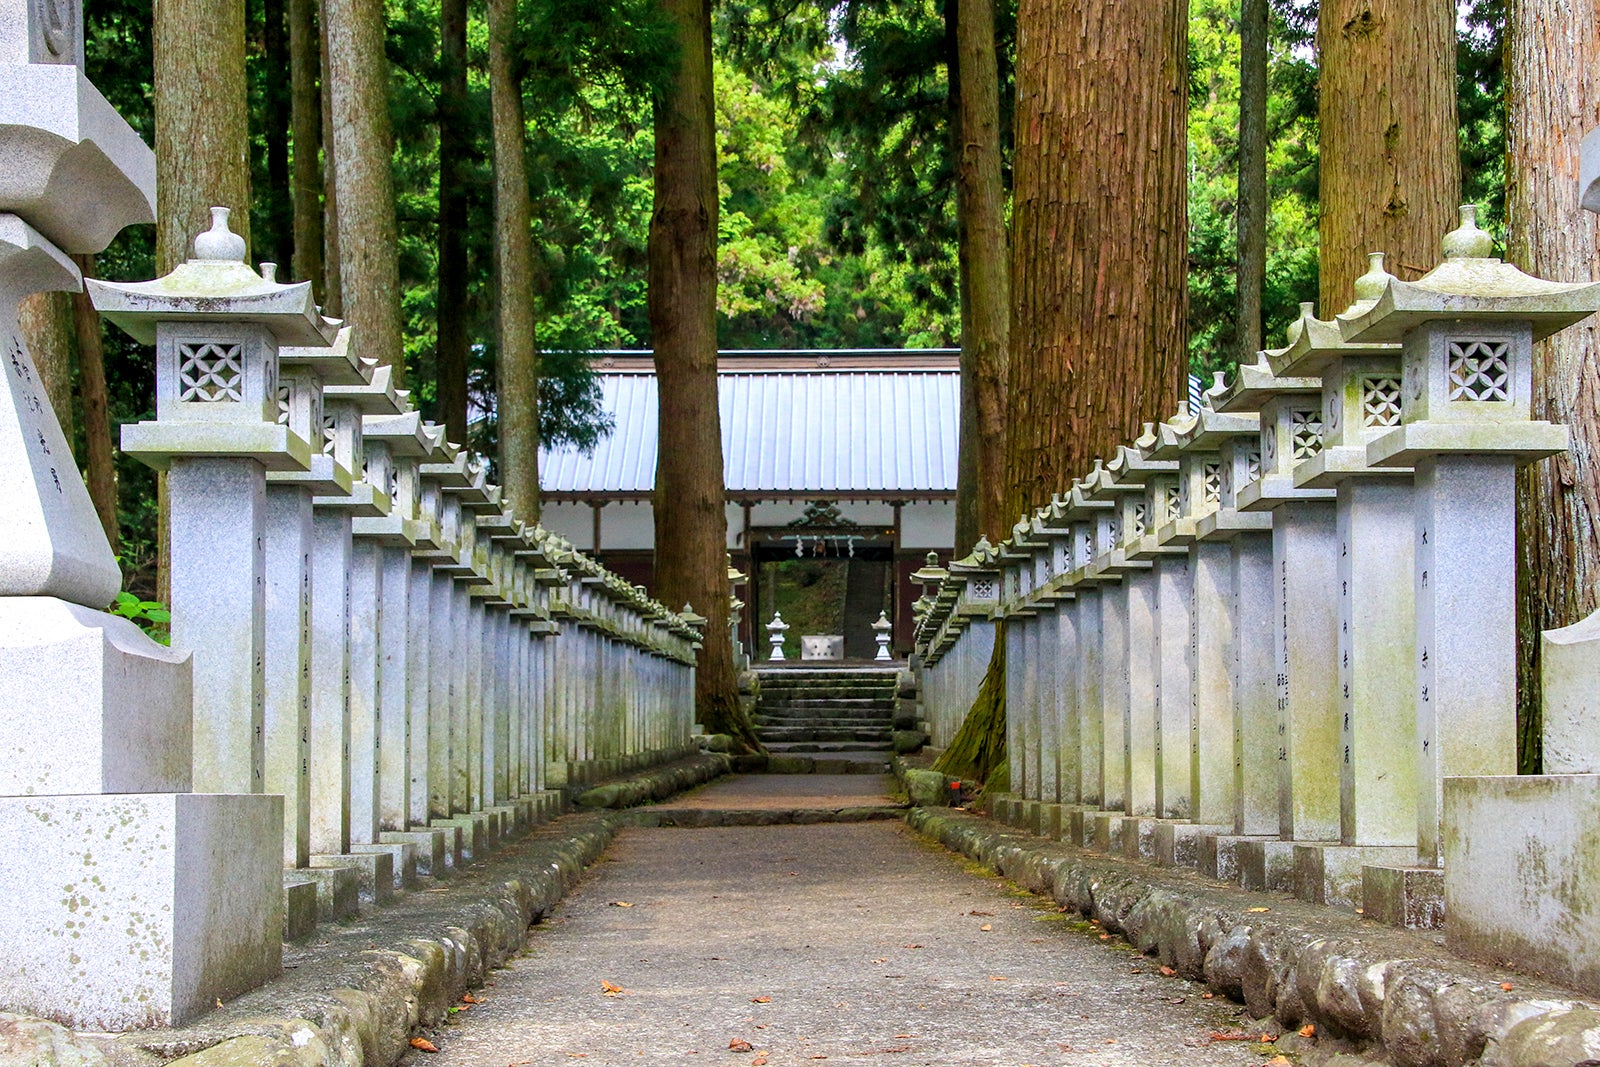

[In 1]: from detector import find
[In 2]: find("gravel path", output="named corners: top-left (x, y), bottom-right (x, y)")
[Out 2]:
top-left (423, 809), bottom-right (1283, 1067)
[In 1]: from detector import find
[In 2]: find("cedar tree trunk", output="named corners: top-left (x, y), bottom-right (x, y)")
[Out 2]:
top-left (1237, 0), bottom-right (1268, 358)
top-left (18, 291), bottom-right (75, 448)
top-left (1317, 0), bottom-right (1458, 311)
top-left (952, 0), bottom-right (1010, 550)
top-left (290, 0), bottom-right (324, 299)
top-left (263, 0), bottom-right (293, 269)
top-left (1507, 0), bottom-right (1600, 772)
top-left (436, 0), bottom-right (470, 443)
top-left (649, 0), bottom-right (758, 750)
top-left (73, 254), bottom-right (119, 553)
top-left (323, 0), bottom-right (401, 378)
top-left (488, 0), bottom-right (540, 522)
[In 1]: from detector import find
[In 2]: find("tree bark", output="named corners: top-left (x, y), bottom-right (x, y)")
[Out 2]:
top-left (1507, 0), bottom-right (1600, 773)
top-left (154, 0), bottom-right (251, 604)
top-left (1317, 0), bottom-right (1458, 313)
top-left (290, 0), bottom-right (324, 299)
top-left (263, 0), bottom-right (293, 270)
top-left (72, 255), bottom-right (119, 554)
top-left (649, 0), bottom-right (757, 751)
top-left (1004, 0), bottom-right (1189, 519)
top-left (436, 0), bottom-right (470, 444)
top-left (18, 291), bottom-right (75, 449)
top-left (319, 1), bottom-right (342, 319)
top-left (952, 0), bottom-right (1010, 550)
top-left (487, 0), bottom-right (540, 523)
top-left (154, 0), bottom-right (251, 273)
top-left (1237, 0), bottom-right (1268, 358)
top-left (323, 0), bottom-right (401, 379)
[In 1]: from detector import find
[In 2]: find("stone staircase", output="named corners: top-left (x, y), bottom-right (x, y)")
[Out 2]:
top-left (753, 667), bottom-right (900, 773)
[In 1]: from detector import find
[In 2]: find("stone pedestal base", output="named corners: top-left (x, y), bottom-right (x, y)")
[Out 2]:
top-left (1153, 823), bottom-right (1229, 868)
top-left (1199, 834), bottom-right (1274, 882)
top-left (0, 792), bottom-right (282, 1030)
top-left (1236, 839), bottom-right (1304, 891)
top-left (1035, 802), bottom-right (1064, 840)
top-left (1292, 843), bottom-right (1416, 910)
top-left (1019, 799), bottom-right (1043, 835)
top-left (281, 877), bottom-right (318, 941)
top-left (1085, 812), bottom-right (1128, 853)
top-left (432, 814), bottom-right (489, 861)
top-left (1362, 864), bottom-right (1444, 929)
top-left (352, 842), bottom-right (417, 890)
top-left (486, 804), bottom-right (521, 840)
top-left (295, 865), bottom-right (359, 921)
top-left (380, 829), bottom-right (448, 877)
top-left (1118, 817), bottom-right (1184, 862)
top-left (986, 793), bottom-right (1020, 827)
top-left (428, 822), bottom-right (465, 870)
top-left (1443, 773), bottom-right (1600, 997)
top-left (311, 852), bottom-right (395, 906)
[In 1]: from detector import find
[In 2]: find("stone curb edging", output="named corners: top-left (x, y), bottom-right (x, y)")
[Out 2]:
top-left (571, 752), bottom-right (734, 809)
top-left (0, 812), bottom-right (623, 1067)
top-left (905, 808), bottom-right (1600, 1067)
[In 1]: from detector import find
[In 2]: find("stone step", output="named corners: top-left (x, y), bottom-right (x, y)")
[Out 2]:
top-left (755, 697), bottom-right (896, 703)
top-left (755, 713), bottom-right (896, 729)
top-left (758, 688), bottom-right (895, 701)
top-left (761, 740), bottom-right (896, 753)
top-left (756, 726), bottom-right (896, 743)
top-left (752, 707), bottom-right (893, 721)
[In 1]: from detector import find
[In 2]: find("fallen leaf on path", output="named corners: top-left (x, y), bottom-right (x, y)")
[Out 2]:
top-left (1299, 1024), bottom-right (1316, 1038)
top-left (462, 993), bottom-right (484, 1004)
top-left (1501, 982), bottom-right (1515, 992)
top-left (728, 1039), bottom-right (754, 1053)
top-left (409, 1038), bottom-right (439, 1053)
top-left (751, 996), bottom-right (771, 1003)
top-left (1207, 1031), bottom-right (1255, 1042)
top-left (968, 910), bottom-right (994, 916)
top-left (1247, 907), bottom-right (1271, 913)
top-left (872, 958), bottom-right (888, 964)
top-left (1202, 993), bottom-right (1216, 999)
top-left (1159, 966), bottom-right (1177, 977)
top-left (989, 976), bottom-right (1007, 982)
top-left (1265, 1057), bottom-right (1293, 1065)
top-left (1098, 933), bottom-right (1111, 940)
top-left (609, 901), bottom-right (635, 908)
top-left (752, 1057), bottom-right (768, 1065)
top-left (600, 980), bottom-right (627, 997)
top-left (979, 924), bottom-right (993, 932)
top-left (903, 944), bottom-right (922, 949)
top-left (1168, 997), bottom-right (1186, 1004)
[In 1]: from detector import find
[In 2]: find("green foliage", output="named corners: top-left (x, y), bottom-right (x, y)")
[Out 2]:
top-left (109, 590), bottom-right (171, 645)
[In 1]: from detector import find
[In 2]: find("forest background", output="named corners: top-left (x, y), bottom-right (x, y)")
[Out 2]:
top-left (64, 0), bottom-right (1504, 601)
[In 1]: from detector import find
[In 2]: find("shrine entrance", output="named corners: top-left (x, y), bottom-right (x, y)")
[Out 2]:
top-left (749, 503), bottom-right (895, 662)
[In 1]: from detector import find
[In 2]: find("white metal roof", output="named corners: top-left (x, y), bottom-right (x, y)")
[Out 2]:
top-left (540, 365), bottom-right (961, 497)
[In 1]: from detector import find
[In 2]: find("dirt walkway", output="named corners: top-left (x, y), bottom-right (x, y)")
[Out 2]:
top-left (422, 785), bottom-right (1284, 1067)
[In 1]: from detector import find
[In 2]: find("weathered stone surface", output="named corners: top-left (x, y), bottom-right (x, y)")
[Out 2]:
top-left (1540, 608), bottom-right (1600, 775)
top-left (892, 729), bottom-right (929, 754)
top-left (0, 1014), bottom-right (111, 1067)
top-left (905, 806), bottom-right (1600, 1067)
top-left (1482, 1006), bottom-right (1600, 1067)
top-left (571, 753), bottom-right (731, 809)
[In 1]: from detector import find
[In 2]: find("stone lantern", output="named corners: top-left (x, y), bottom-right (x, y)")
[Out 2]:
top-left (767, 610), bottom-right (790, 661)
top-left (1338, 206), bottom-right (1600, 912)
top-left (92, 207), bottom-right (339, 798)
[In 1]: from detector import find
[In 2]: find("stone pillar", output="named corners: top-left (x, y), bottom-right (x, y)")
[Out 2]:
top-left (1340, 207), bottom-right (1596, 924)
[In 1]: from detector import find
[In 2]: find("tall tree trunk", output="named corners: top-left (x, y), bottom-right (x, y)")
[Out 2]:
top-left (154, 0), bottom-right (251, 274)
top-left (1508, 0), bottom-right (1600, 773)
top-left (944, 0), bottom-right (1188, 789)
top-left (487, 0), bottom-right (540, 523)
top-left (290, 0), bottom-right (324, 298)
top-left (1004, 0), bottom-right (1189, 518)
top-left (1317, 0), bottom-right (1458, 311)
top-left (263, 0), bottom-right (293, 269)
top-left (436, 0), bottom-right (470, 444)
top-left (73, 255), bottom-right (119, 554)
top-left (1237, 0), bottom-right (1268, 359)
top-left (155, 0), bottom-right (251, 604)
top-left (319, 2), bottom-right (342, 319)
top-left (18, 291), bottom-right (75, 449)
top-left (323, 0), bottom-right (401, 378)
top-left (649, 0), bottom-right (756, 750)
top-left (951, 0), bottom-right (1010, 550)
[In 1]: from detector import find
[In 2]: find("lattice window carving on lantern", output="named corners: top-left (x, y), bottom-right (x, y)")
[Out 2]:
top-left (1448, 340), bottom-right (1511, 402)
top-left (1081, 532), bottom-right (1094, 562)
top-left (1202, 461), bottom-right (1223, 504)
top-left (1247, 449), bottom-right (1262, 483)
top-left (972, 578), bottom-right (995, 600)
top-left (1131, 502), bottom-right (1147, 539)
top-left (1164, 485), bottom-right (1181, 523)
top-left (321, 412), bottom-right (338, 454)
top-left (276, 382), bottom-right (291, 425)
top-left (1108, 518), bottom-right (1121, 545)
top-left (1362, 377), bottom-right (1403, 427)
top-left (177, 342), bottom-right (244, 402)
top-left (1291, 407), bottom-right (1324, 460)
